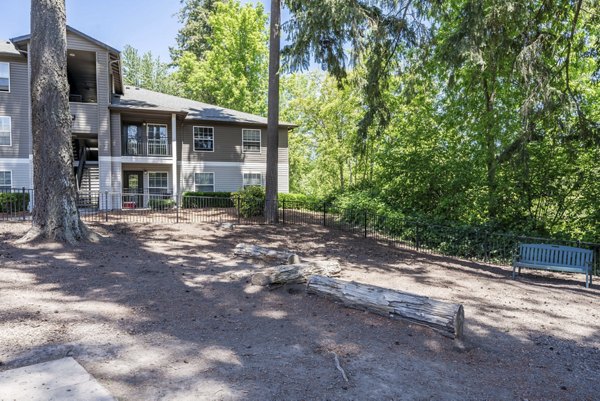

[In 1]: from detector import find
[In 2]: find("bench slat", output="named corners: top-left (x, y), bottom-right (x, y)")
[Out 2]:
top-left (514, 243), bottom-right (593, 287)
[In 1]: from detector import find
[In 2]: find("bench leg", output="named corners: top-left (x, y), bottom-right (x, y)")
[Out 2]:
top-left (512, 265), bottom-right (516, 279)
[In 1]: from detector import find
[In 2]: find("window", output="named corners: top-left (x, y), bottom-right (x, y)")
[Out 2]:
top-left (193, 126), bottom-right (214, 152)
top-left (242, 129), bottom-right (261, 153)
top-left (195, 172), bottom-right (215, 192)
top-left (0, 171), bottom-right (11, 191)
top-left (148, 172), bottom-right (168, 194)
top-left (0, 63), bottom-right (9, 92)
top-left (0, 117), bottom-right (10, 146)
top-left (125, 125), bottom-right (140, 155)
top-left (147, 124), bottom-right (168, 155)
top-left (243, 172), bottom-right (262, 188)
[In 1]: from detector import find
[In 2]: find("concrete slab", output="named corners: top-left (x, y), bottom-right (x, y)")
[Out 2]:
top-left (0, 357), bottom-right (115, 401)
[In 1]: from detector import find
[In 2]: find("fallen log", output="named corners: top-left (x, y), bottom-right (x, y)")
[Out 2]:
top-left (251, 260), bottom-right (341, 286)
top-left (306, 275), bottom-right (464, 339)
top-left (234, 243), bottom-right (300, 264)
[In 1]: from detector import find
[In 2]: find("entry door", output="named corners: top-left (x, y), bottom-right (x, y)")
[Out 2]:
top-left (123, 171), bottom-right (143, 208)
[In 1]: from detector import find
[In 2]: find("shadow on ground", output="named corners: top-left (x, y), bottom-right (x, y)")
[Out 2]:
top-left (0, 221), bottom-right (598, 400)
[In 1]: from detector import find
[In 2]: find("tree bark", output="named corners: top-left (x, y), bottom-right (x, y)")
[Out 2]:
top-left (264, 0), bottom-right (280, 223)
top-left (306, 276), bottom-right (464, 339)
top-left (251, 260), bottom-right (341, 286)
top-left (23, 0), bottom-right (90, 244)
top-left (234, 243), bottom-right (299, 264)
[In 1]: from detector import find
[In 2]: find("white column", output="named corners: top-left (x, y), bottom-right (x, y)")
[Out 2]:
top-left (171, 113), bottom-right (178, 198)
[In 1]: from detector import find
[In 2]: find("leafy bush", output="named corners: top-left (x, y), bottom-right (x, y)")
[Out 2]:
top-left (148, 198), bottom-right (175, 210)
top-left (0, 192), bottom-right (30, 213)
top-left (278, 193), bottom-right (323, 211)
top-left (232, 186), bottom-right (265, 218)
top-left (182, 192), bottom-right (234, 208)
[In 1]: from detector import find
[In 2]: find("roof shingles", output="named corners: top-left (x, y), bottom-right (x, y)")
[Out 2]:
top-left (113, 86), bottom-right (295, 128)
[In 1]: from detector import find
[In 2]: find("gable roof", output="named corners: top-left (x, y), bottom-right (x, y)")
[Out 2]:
top-left (11, 25), bottom-right (124, 95)
top-left (0, 40), bottom-right (23, 57)
top-left (112, 86), bottom-right (296, 128)
top-left (11, 25), bottom-right (120, 54)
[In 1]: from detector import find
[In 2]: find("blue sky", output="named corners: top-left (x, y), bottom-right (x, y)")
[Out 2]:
top-left (0, 0), bottom-right (277, 62)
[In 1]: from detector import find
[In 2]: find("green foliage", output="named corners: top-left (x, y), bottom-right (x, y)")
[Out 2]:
top-left (0, 192), bottom-right (30, 213)
top-left (182, 192), bottom-right (234, 208)
top-left (279, 1), bottom-right (600, 242)
top-left (173, 0), bottom-right (268, 115)
top-left (171, 0), bottom-right (223, 61)
top-left (121, 45), bottom-right (179, 95)
top-left (147, 198), bottom-right (175, 210)
top-left (232, 186), bottom-right (265, 218)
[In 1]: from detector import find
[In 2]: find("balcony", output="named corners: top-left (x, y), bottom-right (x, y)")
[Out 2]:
top-left (122, 140), bottom-right (171, 157)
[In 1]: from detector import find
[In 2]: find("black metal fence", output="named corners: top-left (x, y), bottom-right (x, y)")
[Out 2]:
top-left (2, 189), bottom-right (599, 276)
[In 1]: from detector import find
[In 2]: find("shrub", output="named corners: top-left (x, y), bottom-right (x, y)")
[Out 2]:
top-left (182, 192), bottom-right (234, 208)
top-left (148, 198), bottom-right (175, 210)
top-left (278, 193), bottom-right (324, 212)
top-left (0, 192), bottom-right (30, 213)
top-left (232, 186), bottom-right (265, 218)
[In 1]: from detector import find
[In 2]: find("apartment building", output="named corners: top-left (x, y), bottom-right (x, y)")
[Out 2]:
top-left (0, 26), bottom-right (292, 205)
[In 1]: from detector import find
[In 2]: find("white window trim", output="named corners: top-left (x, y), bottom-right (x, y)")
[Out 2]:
top-left (242, 128), bottom-right (261, 153)
top-left (0, 116), bottom-right (11, 147)
top-left (0, 170), bottom-right (12, 190)
top-left (0, 62), bottom-right (10, 93)
top-left (193, 126), bottom-right (215, 152)
top-left (194, 172), bottom-right (215, 192)
top-left (147, 171), bottom-right (169, 193)
top-left (146, 123), bottom-right (168, 156)
top-left (242, 172), bottom-right (263, 188)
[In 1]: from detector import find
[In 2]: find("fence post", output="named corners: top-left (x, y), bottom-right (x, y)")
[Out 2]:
top-left (104, 191), bottom-right (109, 222)
top-left (237, 196), bottom-right (241, 225)
top-left (415, 222), bottom-right (421, 251)
top-left (176, 192), bottom-right (179, 223)
top-left (282, 199), bottom-right (286, 225)
top-left (323, 202), bottom-right (327, 227)
top-left (21, 187), bottom-right (26, 221)
top-left (364, 210), bottom-right (368, 238)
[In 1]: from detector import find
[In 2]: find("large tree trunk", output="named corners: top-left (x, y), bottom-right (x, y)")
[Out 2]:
top-left (251, 260), bottom-right (341, 286)
top-left (23, 0), bottom-right (90, 243)
top-left (307, 276), bottom-right (464, 339)
top-left (234, 243), bottom-right (299, 264)
top-left (264, 0), bottom-right (280, 223)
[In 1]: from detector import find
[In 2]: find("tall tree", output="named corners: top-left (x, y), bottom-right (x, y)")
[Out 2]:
top-left (171, 0), bottom-right (223, 61)
top-left (173, 1), bottom-right (269, 114)
top-left (265, 0), bottom-right (281, 222)
top-left (122, 45), bottom-right (179, 95)
top-left (23, 0), bottom-right (90, 243)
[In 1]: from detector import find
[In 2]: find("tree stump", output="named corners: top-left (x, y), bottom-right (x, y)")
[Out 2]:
top-left (234, 243), bottom-right (299, 264)
top-left (306, 275), bottom-right (464, 339)
top-left (251, 260), bottom-right (341, 286)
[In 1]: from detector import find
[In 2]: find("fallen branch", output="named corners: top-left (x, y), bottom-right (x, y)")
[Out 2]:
top-left (234, 243), bottom-right (299, 264)
top-left (332, 352), bottom-right (349, 382)
top-left (251, 260), bottom-right (341, 286)
top-left (307, 275), bottom-right (464, 339)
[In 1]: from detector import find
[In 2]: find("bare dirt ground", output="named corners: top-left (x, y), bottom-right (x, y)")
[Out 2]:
top-left (0, 221), bottom-right (598, 401)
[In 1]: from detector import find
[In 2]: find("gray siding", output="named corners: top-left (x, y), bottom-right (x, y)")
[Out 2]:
top-left (67, 32), bottom-right (105, 53)
top-left (181, 123), bottom-right (289, 165)
top-left (0, 58), bottom-right (30, 159)
top-left (0, 159), bottom-right (31, 189)
top-left (181, 161), bottom-right (289, 193)
top-left (70, 103), bottom-right (99, 133)
top-left (110, 112), bottom-right (122, 192)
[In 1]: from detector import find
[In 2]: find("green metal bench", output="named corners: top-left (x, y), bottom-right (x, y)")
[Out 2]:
top-left (513, 244), bottom-right (593, 288)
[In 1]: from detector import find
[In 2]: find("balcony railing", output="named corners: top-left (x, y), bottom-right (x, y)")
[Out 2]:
top-left (122, 140), bottom-right (171, 157)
